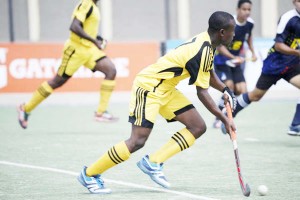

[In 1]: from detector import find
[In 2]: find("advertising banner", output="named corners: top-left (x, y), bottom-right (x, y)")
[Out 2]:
top-left (0, 42), bottom-right (159, 93)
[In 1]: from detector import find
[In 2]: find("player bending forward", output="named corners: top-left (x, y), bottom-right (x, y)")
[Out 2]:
top-left (77, 11), bottom-right (237, 194)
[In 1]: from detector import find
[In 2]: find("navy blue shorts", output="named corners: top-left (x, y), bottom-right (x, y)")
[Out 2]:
top-left (256, 65), bottom-right (300, 90)
top-left (215, 64), bottom-right (245, 83)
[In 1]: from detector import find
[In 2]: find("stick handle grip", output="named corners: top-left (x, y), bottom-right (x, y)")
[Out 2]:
top-left (225, 102), bottom-right (237, 140)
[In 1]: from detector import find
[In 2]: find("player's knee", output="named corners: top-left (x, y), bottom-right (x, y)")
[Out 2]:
top-left (198, 125), bottom-right (207, 137)
top-left (109, 66), bottom-right (117, 79)
top-left (126, 137), bottom-right (147, 153)
top-left (48, 77), bottom-right (67, 89)
top-left (190, 124), bottom-right (207, 139)
top-left (250, 94), bottom-right (262, 102)
top-left (104, 64), bottom-right (117, 80)
top-left (235, 86), bottom-right (247, 95)
top-left (134, 142), bottom-right (145, 151)
top-left (225, 82), bottom-right (234, 90)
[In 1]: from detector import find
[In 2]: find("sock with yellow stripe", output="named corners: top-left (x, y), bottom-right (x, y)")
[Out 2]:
top-left (97, 79), bottom-right (116, 113)
top-left (24, 81), bottom-right (53, 113)
top-left (86, 141), bottom-right (130, 176)
top-left (149, 128), bottom-right (195, 163)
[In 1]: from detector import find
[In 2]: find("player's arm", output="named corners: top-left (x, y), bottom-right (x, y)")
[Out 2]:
top-left (246, 35), bottom-right (257, 61)
top-left (70, 18), bottom-right (97, 44)
top-left (96, 35), bottom-right (108, 49)
top-left (69, 18), bottom-right (104, 49)
top-left (217, 45), bottom-right (244, 64)
top-left (210, 69), bottom-right (226, 92)
top-left (217, 45), bottom-right (235, 59)
top-left (210, 69), bottom-right (237, 109)
top-left (275, 16), bottom-right (300, 57)
top-left (196, 86), bottom-right (236, 133)
top-left (274, 42), bottom-right (300, 57)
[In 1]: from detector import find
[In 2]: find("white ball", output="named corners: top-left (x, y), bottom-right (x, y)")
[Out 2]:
top-left (257, 185), bottom-right (268, 196)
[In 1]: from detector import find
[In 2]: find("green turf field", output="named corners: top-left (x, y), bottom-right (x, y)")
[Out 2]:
top-left (0, 100), bottom-right (299, 200)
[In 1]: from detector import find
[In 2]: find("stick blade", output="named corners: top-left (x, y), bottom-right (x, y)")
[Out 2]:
top-left (242, 183), bottom-right (251, 197)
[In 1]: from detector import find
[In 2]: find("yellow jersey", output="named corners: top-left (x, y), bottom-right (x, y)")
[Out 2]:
top-left (134, 31), bottom-right (215, 92)
top-left (70, 0), bottom-right (100, 47)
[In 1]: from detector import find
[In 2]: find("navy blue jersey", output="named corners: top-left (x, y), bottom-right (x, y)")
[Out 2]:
top-left (263, 9), bottom-right (300, 75)
top-left (214, 16), bottom-right (254, 65)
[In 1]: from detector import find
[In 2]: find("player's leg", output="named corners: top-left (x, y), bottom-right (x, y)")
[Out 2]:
top-left (18, 76), bottom-right (70, 129)
top-left (288, 99), bottom-right (300, 136)
top-left (235, 81), bottom-right (247, 95)
top-left (94, 57), bottom-right (117, 121)
top-left (78, 138), bottom-right (131, 194)
top-left (213, 64), bottom-right (233, 128)
top-left (79, 85), bottom-right (158, 192)
top-left (136, 90), bottom-right (203, 188)
top-left (126, 86), bottom-right (173, 188)
top-left (86, 124), bottom-right (153, 170)
top-left (232, 65), bottom-right (247, 95)
top-left (23, 74), bottom-right (69, 111)
top-left (18, 80), bottom-right (54, 129)
top-left (233, 73), bottom-right (279, 117)
top-left (85, 125), bottom-right (152, 176)
top-left (285, 68), bottom-right (300, 135)
top-left (86, 47), bottom-right (117, 122)
top-left (149, 108), bottom-right (203, 163)
top-left (86, 85), bottom-right (156, 173)
top-left (17, 42), bottom-right (80, 129)
top-left (137, 109), bottom-right (200, 189)
top-left (78, 125), bottom-right (151, 193)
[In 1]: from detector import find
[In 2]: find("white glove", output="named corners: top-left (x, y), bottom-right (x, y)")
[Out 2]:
top-left (223, 87), bottom-right (237, 110)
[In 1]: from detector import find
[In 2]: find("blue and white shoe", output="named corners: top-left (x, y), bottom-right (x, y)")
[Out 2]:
top-left (77, 166), bottom-right (111, 194)
top-left (287, 125), bottom-right (300, 136)
top-left (137, 155), bottom-right (170, 188)
top-left (17, 103), bottom-right (30, 129)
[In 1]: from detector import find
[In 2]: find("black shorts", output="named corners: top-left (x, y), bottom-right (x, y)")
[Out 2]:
top-left (256, 66), bottom-right (300, 90)
top-left (215, 64), bottom-right (245, 83)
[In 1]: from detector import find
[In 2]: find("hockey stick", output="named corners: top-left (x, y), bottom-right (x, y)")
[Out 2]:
top-left (225, 102), bottom-right (251, 197)
top-left (225, 57), bottom-right (254, 68)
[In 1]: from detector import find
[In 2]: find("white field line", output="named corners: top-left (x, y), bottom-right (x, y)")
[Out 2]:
top-left (244, 138), bottom-right (260, 142)
top-left (0, 160), bottom-right (219, 200)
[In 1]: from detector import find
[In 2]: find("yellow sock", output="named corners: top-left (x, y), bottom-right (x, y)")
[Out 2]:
top-left (149, 128), bottom-right (195, 163)
top-left (97, 80), bottom-right (116, 113)
top-left (24, 81), bottom-right (53, 113)
top-left (86, 141), bottom-right (130, 176)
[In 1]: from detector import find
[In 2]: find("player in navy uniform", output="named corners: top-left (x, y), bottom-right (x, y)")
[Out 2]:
top-left (213, 0), bottom-right (257, 128)
top-left (224, 0), bottom-right (300, 136)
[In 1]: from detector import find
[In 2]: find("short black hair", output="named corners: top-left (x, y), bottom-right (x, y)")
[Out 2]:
top-left (208, 11), bottom-right (234, 32)
top-left (238, 0), bottom-right (252, 8)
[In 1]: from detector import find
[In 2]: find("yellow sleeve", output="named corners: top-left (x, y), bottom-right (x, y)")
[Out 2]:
top-left (73, 0), bottom-right (92, 22)
top-left (193, 45), bottom-right (214, 89)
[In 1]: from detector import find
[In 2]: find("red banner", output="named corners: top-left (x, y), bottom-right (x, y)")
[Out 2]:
top-left (0, 42), bottom-right (159, 92)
